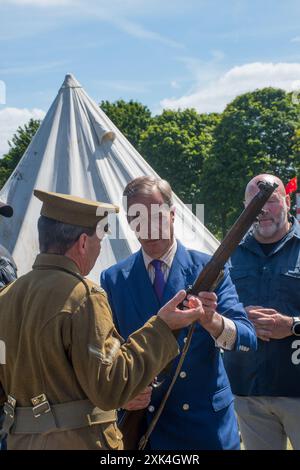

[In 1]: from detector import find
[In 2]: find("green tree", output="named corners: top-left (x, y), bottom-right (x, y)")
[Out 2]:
top-left (0, 118), bottom-right (41, 189)
top-left (140, 109), bottom-right (220, 206)
top-left (201, 88), bottom-right (300, 238)
top-left (100, 99), bottom-right (151, 151)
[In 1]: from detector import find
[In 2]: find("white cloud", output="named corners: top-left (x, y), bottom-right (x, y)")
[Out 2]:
top-left (0, 0), bottom-right (189, 15)
top-left (175, 53), bottom-right (224, 85)
top-left (108, 16), bottom-right (183, 48)
top-left (161, 62), bottom-right (300, 113)
top-left (94, 79), bottom-right (151, 94)
top-left (75, 3), bottom-right (184, 49)
top-left (0, 0), bottom-right (184, 48)
top-left (0, 81), bottom-right (5, 104)
top-left (171, 81), bottom-right (181, 89)
top-left (0, 61), bottom-right (69, 76)
top-left (0, 107), bottom-right (45, 157)
top-left (0, 0), bottom-right (71, 6)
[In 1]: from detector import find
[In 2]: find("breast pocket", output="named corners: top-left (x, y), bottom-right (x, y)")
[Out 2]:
top-left (229, 268), bottom-right (259, 305)
top-left (277, 268), bottom-right (300, 308)
top-left (211, 386), bottom-right (234, 412)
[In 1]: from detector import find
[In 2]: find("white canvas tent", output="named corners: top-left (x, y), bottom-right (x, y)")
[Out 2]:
top-left (0, 74), bottom-right (219, 282)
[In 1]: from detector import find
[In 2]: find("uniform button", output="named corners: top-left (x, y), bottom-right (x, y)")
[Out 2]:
top-left (182, 403), bottom-right (189, 411)
top-left (183, 337), bottom-right (188, 343)
top-left (180, 371), bottom-right (187, 379)
top-left (148, 405), bottom-right (155, 413)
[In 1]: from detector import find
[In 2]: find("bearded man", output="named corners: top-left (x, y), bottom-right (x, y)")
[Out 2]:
top-left (224, 174), bottom-right (300, 450)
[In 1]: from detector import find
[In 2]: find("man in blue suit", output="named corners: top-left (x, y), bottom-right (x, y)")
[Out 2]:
top-left (101, 176), bottom-right (257, 450)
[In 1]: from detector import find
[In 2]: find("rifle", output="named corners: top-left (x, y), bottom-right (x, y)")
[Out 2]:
top-left (119, 180), bottom-right (278, 450)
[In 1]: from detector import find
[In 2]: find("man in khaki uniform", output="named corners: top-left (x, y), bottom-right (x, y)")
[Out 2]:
top-left (0, 190), bottom-right (202, 450)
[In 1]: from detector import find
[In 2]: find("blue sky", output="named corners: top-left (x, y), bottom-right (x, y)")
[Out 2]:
top-left (1, 0), bottom-right (300, 156)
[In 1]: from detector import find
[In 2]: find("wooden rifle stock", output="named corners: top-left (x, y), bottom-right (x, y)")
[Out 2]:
top-left (187, 181), bottom-right (278, 295)
top-left (119, 181), bottom-right (278, 450)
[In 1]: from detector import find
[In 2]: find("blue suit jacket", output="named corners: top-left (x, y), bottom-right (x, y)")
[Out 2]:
top-left (101, 241), bottom-right (257, 450)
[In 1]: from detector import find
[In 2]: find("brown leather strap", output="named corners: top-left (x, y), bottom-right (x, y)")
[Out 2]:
top-left (138, 322), bottom-right (195, 450)
top-left (138, 270), bottom-right (225, 450)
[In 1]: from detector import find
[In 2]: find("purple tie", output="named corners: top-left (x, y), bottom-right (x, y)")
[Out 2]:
top-left (151, 259), bottom-right (165, 301)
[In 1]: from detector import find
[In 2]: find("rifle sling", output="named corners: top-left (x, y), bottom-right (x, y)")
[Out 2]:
top-left (138, 271), bottom-right (224, 450)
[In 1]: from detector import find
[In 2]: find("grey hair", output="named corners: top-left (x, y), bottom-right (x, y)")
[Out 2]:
top-left (123, 176), bottom-right (174, 207)
top-left (38, 216), bottom-right (96, 255)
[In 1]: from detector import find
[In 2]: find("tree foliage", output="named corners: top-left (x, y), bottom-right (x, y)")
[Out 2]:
top-left (140, 109), bottom-right (220, 206)
top-left (200, 88), bottom-right (300, 237)
top-left (100, 99), bottom-right (151, 151)
top-left (0, 118), bottom-right (41, 189)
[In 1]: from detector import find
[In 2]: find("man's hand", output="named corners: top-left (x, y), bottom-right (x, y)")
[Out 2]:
top-left (184, 291), bottom-right (224, 339)
top-left (245, 306), bottom-right (293, 341)
top-left (157, 290), bottom-right (203, 330)
top-left (123, 386), bottom-right (152, 411)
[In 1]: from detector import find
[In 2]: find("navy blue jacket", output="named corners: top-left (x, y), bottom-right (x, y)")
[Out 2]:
top-left (101, 241), bottom-right (256, 450)
top-left (224, 218), bottom-right (300, 396)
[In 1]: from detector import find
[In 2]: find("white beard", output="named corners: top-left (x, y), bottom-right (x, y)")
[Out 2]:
top-left (253, 209), bottom-right (287, 240)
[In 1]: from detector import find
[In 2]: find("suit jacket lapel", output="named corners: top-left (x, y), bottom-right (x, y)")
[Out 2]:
top-left (121, 250), bottom-right (160, 325)
top-left (161, 241), bottom-right (195, 304)
top-left (121, 243), bottom-right (199, 329)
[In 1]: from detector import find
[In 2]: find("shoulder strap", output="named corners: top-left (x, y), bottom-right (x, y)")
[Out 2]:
top-left (139, 270), bottom-right (225, 450)
top-left (34, 265), bottom-right (91, 297)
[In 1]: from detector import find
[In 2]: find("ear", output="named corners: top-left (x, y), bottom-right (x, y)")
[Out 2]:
top-left (170, 205), bottom-right (176, 222)
top-left (77, 233), bottom-right (88, 255)
top-left (285, 194), bottom-right (291, 211)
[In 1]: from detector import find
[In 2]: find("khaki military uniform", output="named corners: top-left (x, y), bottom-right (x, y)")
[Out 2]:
top-left (0, 254), bottom-right (179, 450)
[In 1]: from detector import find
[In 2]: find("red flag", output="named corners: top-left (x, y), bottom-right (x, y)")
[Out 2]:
top-left (285, 177), bottom-right (298, 195)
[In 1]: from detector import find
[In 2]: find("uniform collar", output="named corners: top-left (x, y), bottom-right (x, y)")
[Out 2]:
top-left (33, 253), bottom-right (82, 275)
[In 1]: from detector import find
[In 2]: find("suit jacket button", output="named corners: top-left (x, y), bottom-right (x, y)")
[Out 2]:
top-left (180, 371), bottom-right (187, 379)
top-left (182, 403), bottom-right (189, 411)
top-left (148, 405), bottom-right (155, 413)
